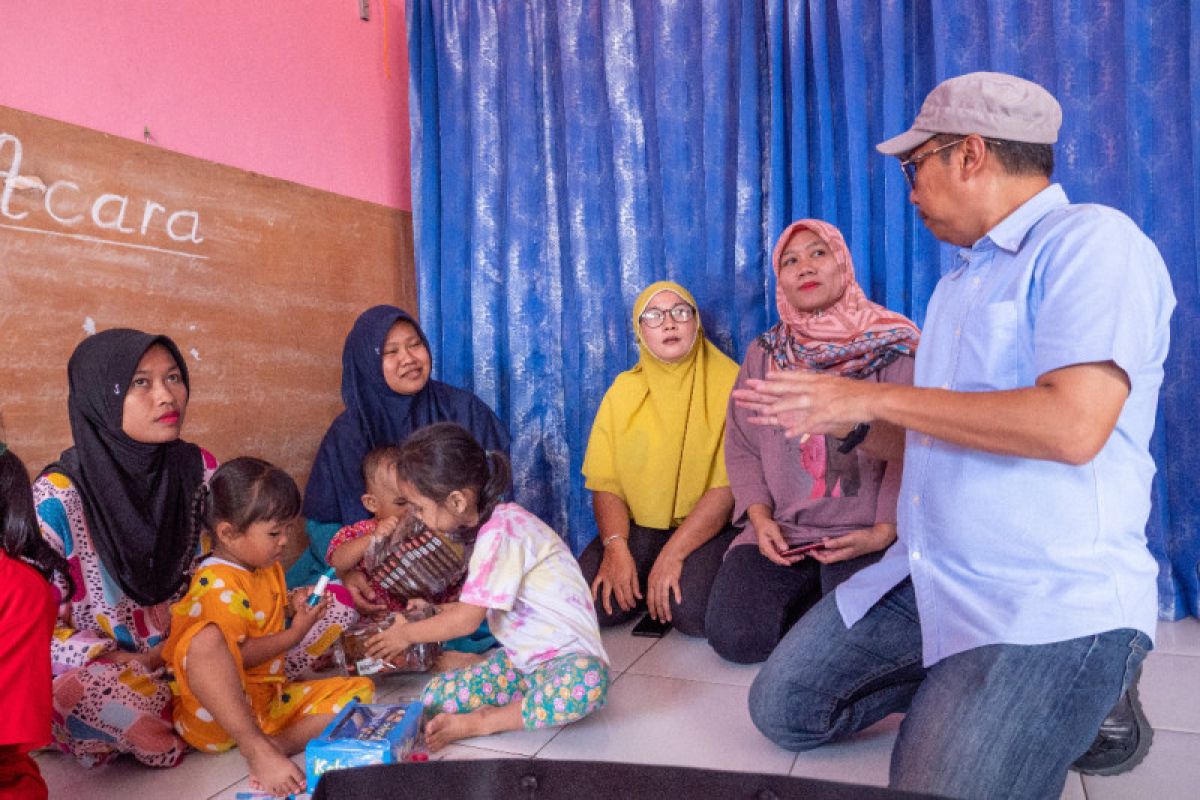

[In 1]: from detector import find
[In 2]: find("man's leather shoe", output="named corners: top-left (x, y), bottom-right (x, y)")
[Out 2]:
top-left (1072, 669), bottom-right (1152, 776)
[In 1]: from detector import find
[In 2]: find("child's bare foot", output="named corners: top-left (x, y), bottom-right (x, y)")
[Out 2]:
top-left (434, 650), bottom-right (486, 672)
top-left (424, 711), bottom-right (487, 751)
top-left (242, 737), bottom-right (305, 797)
top-left (424, 703), bottom-right (523, 752)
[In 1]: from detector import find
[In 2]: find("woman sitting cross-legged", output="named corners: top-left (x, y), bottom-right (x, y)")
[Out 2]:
top-left (577, 281), bottom-right (740, 636)
top-left (705, 219), bottom-right (919, 664)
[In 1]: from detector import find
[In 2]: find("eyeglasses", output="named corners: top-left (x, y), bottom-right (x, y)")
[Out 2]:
top-left (899, 137), bottom-right (968, 189)
top-left (639, 303), bottom-right (695, 328)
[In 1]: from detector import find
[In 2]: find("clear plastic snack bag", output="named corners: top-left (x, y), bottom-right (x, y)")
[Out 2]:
top-left (335, 603), bottom-right (443, 677)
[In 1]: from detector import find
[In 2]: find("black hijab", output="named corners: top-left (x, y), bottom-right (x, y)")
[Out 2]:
top-left (44, 329), bottom-right (204, 606)
top-left (303, 306), bottom-right (511, 525)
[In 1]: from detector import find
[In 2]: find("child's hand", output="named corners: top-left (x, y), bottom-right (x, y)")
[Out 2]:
top-left (343, 569), bottom-right (388, 614)
top-left (365, 616), bottom-right (411, 661)
top-left (287, 587), bottom-right (312, 616)
top-left (290, 594), bottom-right (329, 636)
top-left (374, 515), bottom-right (403, 541)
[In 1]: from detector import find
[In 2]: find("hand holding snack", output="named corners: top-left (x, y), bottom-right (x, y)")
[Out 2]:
top-left (364, 517), bottom-right (467, 603)
top-left (373, 514), bottom-right (403, 542)
top-left (339, 605), bottom-right (441, 676)
top-left (365, 614), bottom-right (411, 662)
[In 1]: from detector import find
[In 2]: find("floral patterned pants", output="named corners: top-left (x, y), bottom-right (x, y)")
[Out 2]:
top-left (421, 649), bottom-right (608, 729)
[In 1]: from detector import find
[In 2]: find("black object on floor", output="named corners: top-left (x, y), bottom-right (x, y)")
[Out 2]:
top-left (631, 612), bottom-right (672, 638)
top-left (312, 758), bottom-right (941, 799)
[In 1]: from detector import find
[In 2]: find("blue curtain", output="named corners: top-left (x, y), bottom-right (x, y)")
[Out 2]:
top-left (406, 0), bottom-right (1199, 620)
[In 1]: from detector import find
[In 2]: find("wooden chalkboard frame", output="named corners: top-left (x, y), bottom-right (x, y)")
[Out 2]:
top-left (0, 105), bottom-right (416, 495)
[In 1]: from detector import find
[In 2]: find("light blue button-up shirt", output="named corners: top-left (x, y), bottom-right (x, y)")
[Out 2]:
top-left (836, 184), bottom-right (1175, 667)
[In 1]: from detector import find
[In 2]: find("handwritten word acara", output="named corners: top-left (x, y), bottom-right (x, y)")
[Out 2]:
top-left (0, 133), bottom-right (203, 244)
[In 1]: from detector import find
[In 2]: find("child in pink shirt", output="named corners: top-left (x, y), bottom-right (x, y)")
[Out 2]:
top-left (365, 423), bottom-right (608, 750)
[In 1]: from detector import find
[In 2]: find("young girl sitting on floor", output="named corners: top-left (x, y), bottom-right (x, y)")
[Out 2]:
top-left (367, 423), bottom-right (609, 751)
top-left (0, 417), bottom-right (72, 800)
top-left (164, 457), bottom-right (374, 797)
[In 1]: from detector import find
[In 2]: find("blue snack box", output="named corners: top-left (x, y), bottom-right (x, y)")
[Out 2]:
top-left (305, 698), bottom-right (424, 793)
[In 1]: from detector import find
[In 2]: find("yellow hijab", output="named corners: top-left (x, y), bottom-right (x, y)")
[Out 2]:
top-left (582, 281), bottom-right (739, 529)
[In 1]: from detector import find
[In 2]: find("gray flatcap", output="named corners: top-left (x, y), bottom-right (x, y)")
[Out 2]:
top-left (877, 71), bottom-right (1062, 156)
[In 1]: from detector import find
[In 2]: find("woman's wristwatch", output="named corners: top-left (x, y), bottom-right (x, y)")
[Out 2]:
top-left (835, 422), bottom-right (871, 454)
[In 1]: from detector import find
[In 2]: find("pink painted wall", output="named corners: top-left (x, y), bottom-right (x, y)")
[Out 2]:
top-left (0, 1), bottom-right (411, 210)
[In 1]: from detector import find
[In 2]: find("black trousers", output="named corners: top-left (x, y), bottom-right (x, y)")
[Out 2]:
top-left (704, 543), bottom-right (884, 664)
top-left (577, 522), bottom-right (736, 637)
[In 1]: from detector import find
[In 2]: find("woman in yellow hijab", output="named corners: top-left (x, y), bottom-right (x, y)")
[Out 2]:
top-left (578, 281), bottom-right (740, 636)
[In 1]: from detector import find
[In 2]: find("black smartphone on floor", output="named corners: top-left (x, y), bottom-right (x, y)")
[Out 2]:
top-left (631, 612), bottom-right (672, 638)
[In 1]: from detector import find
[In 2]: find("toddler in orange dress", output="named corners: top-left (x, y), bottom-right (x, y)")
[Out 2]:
top-left (164, 457), bottom-right (373, 797)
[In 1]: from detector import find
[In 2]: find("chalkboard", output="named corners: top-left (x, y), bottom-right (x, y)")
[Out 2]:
top-left (0, 105), bottom-right (417, 488)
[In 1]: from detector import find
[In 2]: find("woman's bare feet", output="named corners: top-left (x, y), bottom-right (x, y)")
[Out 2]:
top-left (424, 703), bottom-right (523, 752)
top-left (242, 736), bottom-right (305, 797)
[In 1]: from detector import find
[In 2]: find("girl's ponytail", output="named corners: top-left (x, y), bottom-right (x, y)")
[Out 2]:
top-left (190, 481), bottom-right (213, 544)
top-left (160, 480), bottom-right (211, 598)
top-left (477, 450), bottom-right (513, 524)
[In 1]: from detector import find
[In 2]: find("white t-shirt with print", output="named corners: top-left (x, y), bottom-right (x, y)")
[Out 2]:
top-left (459, 503), bottom-right (608, 672)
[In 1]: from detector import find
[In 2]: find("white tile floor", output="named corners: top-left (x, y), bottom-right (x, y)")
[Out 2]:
top-left (35, 618), bottom-right (1200, 799)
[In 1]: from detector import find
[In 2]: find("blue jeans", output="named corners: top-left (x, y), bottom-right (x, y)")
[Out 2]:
top-left (748, 579), bottom-right (1150, 800)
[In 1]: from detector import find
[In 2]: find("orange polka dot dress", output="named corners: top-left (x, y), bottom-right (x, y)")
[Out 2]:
top-left (163, 559), bottom-right (373, 752)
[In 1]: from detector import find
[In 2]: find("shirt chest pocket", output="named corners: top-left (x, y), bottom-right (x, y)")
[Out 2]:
top-left (956, 300), bottom-right (1021, 390)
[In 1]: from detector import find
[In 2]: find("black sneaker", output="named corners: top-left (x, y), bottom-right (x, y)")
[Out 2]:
top-left (1072, 670), bottom-right (1153, 776)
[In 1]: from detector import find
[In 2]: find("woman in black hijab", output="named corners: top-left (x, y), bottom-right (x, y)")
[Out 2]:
top-left (34, 329), bottom-right (214, 767)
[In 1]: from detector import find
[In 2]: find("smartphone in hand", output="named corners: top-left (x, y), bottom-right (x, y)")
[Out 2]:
top-left (779, 541), bottom-right (827, 558)
top-left (631, 612), bottom-right (672, 638)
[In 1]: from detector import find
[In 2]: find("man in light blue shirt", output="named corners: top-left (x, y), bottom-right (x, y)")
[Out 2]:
top-left (736, 72), bottom-right (1175, 799)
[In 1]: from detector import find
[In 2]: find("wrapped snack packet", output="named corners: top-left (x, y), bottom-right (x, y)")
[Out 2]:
top-left (362, 515), bottom-right (467, 604)
top-left (335, 604), bottom-right (443, 677)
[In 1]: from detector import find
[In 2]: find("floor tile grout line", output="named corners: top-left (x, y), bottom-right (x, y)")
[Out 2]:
top-left (617, 669), bottom-right (759, 689)
top-left (437, 743), bottom-right (531, 760)
top-left (441, 740), bottom-right (535, 759)
top-left (206, 772), bottom-right (251, 800)
top-left (1147, 724), bottom-right (1200, 735)
top-left (619, 636), bottom-right (662, 673)
top-left (530, 730), bottom-right (564, 757)
top-left (530, 662), bottom-right (715, 762)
